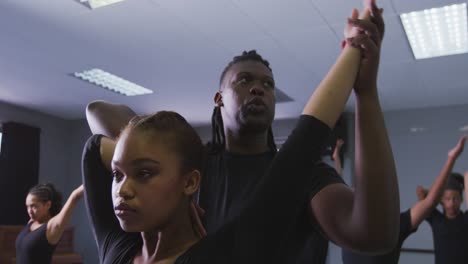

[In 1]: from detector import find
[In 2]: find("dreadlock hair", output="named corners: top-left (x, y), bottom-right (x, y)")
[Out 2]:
top-left (219, 50), bottom-right (273, 86)
top-left (122, 111), bottom-right (204, 175)
top-left (208, 50), bottom-right (277, 154)
top-left (28, 183), bottom-right (63, 217)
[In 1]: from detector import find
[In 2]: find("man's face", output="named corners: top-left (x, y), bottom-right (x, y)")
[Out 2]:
top-left (216, 60), bottom-right (276, 133)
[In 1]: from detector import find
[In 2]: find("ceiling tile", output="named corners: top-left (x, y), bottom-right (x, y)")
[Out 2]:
top-left (231, 0), bottom-right (326, 32)
top-left (311, 0), bottom-right (395, 25)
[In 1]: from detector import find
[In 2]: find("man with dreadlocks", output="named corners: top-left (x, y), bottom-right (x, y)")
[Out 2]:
top-left (201, 50), bottom-right (335, 263)
top-left (199, 1), bottom-right (398, 263)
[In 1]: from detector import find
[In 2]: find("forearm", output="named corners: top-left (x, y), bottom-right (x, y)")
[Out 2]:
top-left (47, 191), bottom-right (82, 244)
top-left (302, 46), bottom-right (361, 128)
top-left (82, 135), bottom-right (121, 244)
top-left (426, 156), bottom-right (457, 204)
top-left (86, 101), bottom-right (136, 139)
top-left (464, 172), bottom-right (468, 208)
top-left (333, 155), bottom-right (343, 177)
top-left (351, 92), bottom-right (399, 251)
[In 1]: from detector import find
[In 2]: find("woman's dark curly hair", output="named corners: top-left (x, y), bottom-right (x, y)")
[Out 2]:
top-left (28, 183), bottom-right (63, 216)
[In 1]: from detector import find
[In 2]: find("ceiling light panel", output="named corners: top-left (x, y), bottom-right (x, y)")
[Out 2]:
top-left (400, 3), bottom-right (467, 59)
top-left (74, 68), bottom-right (153, 96)
top-left (460, 125), bottom-right (468, 132)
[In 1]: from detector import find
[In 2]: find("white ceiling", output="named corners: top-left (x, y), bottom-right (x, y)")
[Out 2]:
top-left (0, 0), bottom-right (467, 125)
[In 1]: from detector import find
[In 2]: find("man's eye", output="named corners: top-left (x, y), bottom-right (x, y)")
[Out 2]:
top-left (237, 77), bottom-right (248, 84)
top-left (264, 81), bottom-right (275, 89)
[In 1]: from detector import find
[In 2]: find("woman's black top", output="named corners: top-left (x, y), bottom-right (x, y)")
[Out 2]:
top-left (15, 222), bottom-right (57, 264)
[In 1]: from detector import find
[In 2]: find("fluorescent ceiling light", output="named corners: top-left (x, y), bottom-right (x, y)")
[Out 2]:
top-left (410, 127), bottom-right (426, 133)
top-left (74, 68), bottom-right (153, 96)
top-left (400, 3), bottom-right (467, 59)
top-left (460, 125), bottom-right (468, 132)
top-left (79, 0), bottom-right (125, 9)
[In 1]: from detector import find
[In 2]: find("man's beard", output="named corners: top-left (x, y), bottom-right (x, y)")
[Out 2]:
top-left (237, 107), bottom-right (273, 134)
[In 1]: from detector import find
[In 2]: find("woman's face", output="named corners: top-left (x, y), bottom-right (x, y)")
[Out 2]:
top-left (111, 129), bottom-right (196, 232)
top-left (441, 190), bottom-right (462, 219)
top-left (25, 194), bottom-right (51, 223)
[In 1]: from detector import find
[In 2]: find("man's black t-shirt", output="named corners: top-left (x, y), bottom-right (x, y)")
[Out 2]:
top-left (342, 209), bottom-right (417, 264)
top-left (199, 150), bottom-right (275, 233)
top-left (199, 125), bottom-right (342, 263)
top-left (82, 115), bottom-right (344, 263)
top-left (426, 209), bottom-right (468, 264)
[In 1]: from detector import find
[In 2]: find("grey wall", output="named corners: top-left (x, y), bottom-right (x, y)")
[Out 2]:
top-left (0, 101), bottom-right (69, 188)
top-left (0, 101), bottom-right (98, 264)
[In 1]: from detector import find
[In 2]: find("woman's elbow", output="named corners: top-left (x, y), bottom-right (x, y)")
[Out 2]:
top-left (359, 222), bottom-right (399, 254)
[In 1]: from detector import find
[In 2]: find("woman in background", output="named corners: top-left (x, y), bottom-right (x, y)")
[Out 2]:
top-left (15, 183), bottom-right (84, 264)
